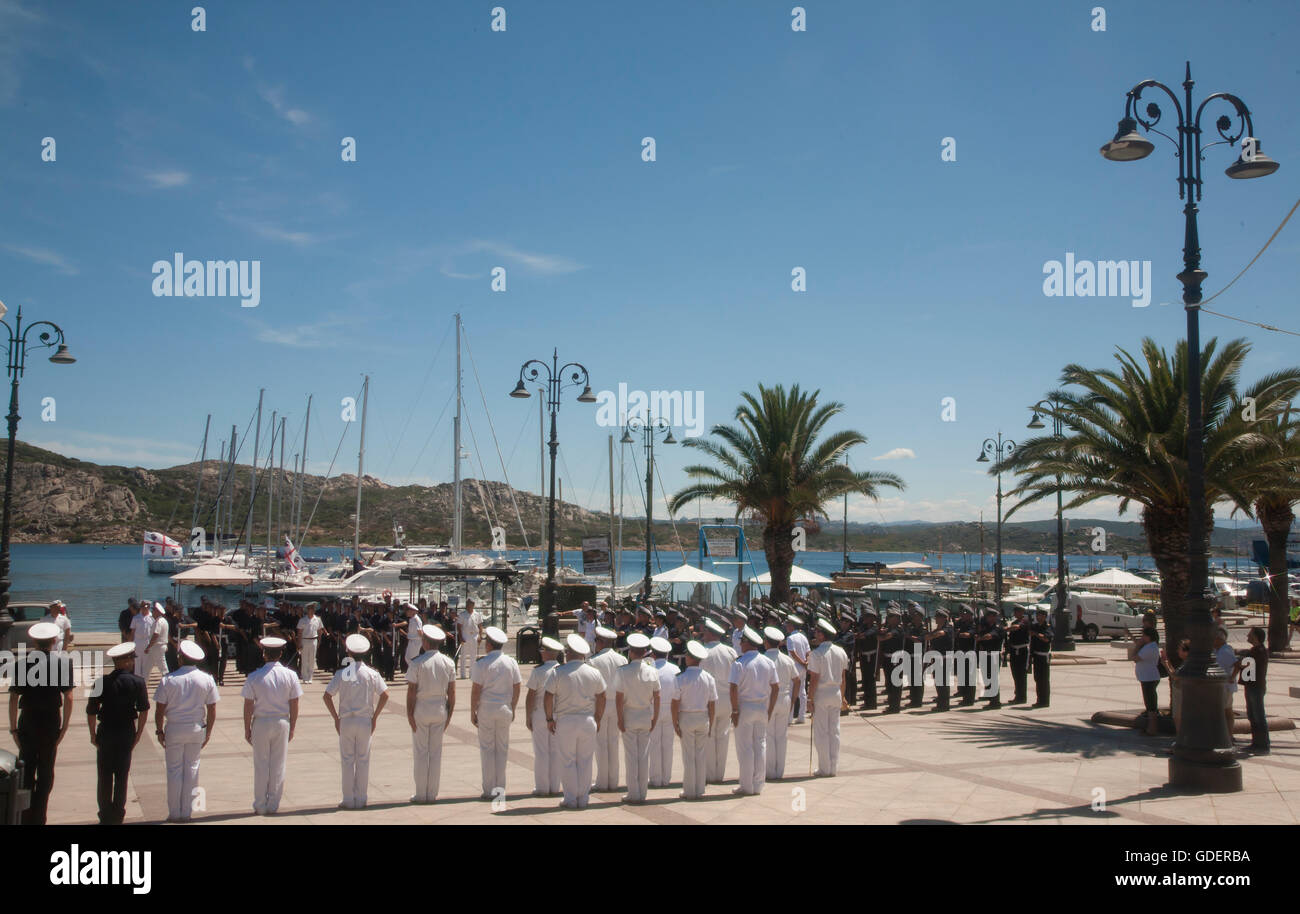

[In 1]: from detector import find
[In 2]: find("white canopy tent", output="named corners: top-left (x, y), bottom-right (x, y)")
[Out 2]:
top-left (885, 560), bottom-right (931, 571)
top-left (1071, 568), bottom-right (1157, 591)
top-left (652, 565), bottom-right (731, 584)
top-left (170, 561), bottom-right (256, 587)
top-left (750, 565), bottom-right (835, 586)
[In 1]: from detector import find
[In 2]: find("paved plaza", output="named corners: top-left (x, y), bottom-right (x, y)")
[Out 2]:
top-left (7, 633), bottom-right (1300, 826)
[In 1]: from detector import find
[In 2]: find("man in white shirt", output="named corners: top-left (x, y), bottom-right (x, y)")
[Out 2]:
top-left (130, 604), bottom-right (154, 678)
top-left (457, 599), bottom-right (484, 679)
top-left (784, 614), bottom-right (811, 724)
top-left (153, 640), bottom-right (219, 822)
top-left (470, 626), bottom-right (521, 799)
top-left (407, 624), bottom-right (457, 803)
top-left (41, 601), bottom-right (73, 652)
top-left (401, 602), bottom-right (423, 672)
top-left (729, 626), bottom-right (780, 795)
top-left (652, 611), bottom-right (670, 644)
top-left (139, 602), bottom-right (170, 684)
top-left (699, 618), bottom-right (737, 784)
top-left (296, 602), bottom-right (325, 683)
top-left (525, 635), bottom-right (565, 797)
top-left (807, 618), bottom-right (849, 777)
top-left (763, 626), bottom-right (799, 780)
top-left (728, 608), bottom-right (747, 655)
top-left (615, 632), bottom-right (661, 804)
top-left (647, 636), bottom-right (679, 788)
top-left (241, 636), bottom-right (303, 815)
top-left (324, 634), bottom-right (389, 809)
top-left (545, 634), bottom-right (607, 810)
top-left (672, 640), bottom-right (717, 800)
top-left (588, 626), bottom-right (627, 792)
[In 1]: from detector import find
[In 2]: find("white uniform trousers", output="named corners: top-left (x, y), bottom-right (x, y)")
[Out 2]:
top-left (476, 703), bottom-right (513, 796)
top-left (766, 697), bottom-right (791, 779)
top-left (647, 716), bottom-right (674, 787)
top-left (593, 708), bottom-right (621, 790)
top-left (163, 722), bottom-right (205, 820)
top-left (132, 647), bottom-right (151, 678)
top-left (621, 711), bottom-right (653, 801)
top-left (458, 639), bottom-right (479, 678)
top-left (338, 717), bottom-right (373, 808)
top-left (734, 706), bottom-right (769, 794)
top-left (300, 639), bottom-right (318, 683)
top-left (555, 714), bottom-right (597, 808)
top-left (530, 709), bottom-right (560, 794)
top-left (707, 696), bottom-right (732, 783)
top-left (793, 667), bottom-right (808, 722)
top-left (411, 704), bottom-right (448, 802)
top-left (139, 647), bottom-right (168, 685)
top-left (251, 716), bottom-right (290, 814)
top-left (678, 711), bottom-right (711, 799)
top-left (812, 688), bottom-right (842, 776)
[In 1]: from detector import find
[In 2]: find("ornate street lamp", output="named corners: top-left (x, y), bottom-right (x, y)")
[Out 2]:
top-left (1028, 399), bottom-right (1075, 651)
top-left (976, 433), bottom-right (1016, 609)
top-left (510, 350), bottom-right (595, 623)
top-left (620, 415), bottom-right (675, 600)
top-left (1101, 62), bottom-right (1279, 793)
top-left (0, 304), bottom-right (75, 643)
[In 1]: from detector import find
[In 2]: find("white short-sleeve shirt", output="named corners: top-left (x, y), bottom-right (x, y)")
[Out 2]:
top-left (729, 650), bottom-right (779, 710)
top-left (546, 660), bottom-right (606, 717)
top-left (297, 615), bottom-right (324, 639)
top-left (615, 658), bottom-right (661, 711)
top-left (325, 661), bottom-right (388, 719)
top-left (808, 642), bottom-right (848, 695)
top-left (409, 650), bottom-right (456, 707)
top-left (653, 658), bottom-right (680, 707)
top-left (674, 667), bottom-right (718, 713)
top-left (131, 613), bottom-right (153, 648)
top-left (471, 649), bottom-right (522, 705)
top-left (765, 649), bottom-right (799, 702)
top-left (241, 662), bottom-right (304, 718)
top-left (154, 665), bottom-right (220, 727)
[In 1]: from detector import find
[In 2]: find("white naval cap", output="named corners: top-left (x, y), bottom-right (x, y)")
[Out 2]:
top-left (816, 618), bottom-right (837, 636)
top-left (742, 625), bottom-right (763, 646)
top-left (28, 622), bottom-right (60, 641)
top-left (107, 642), bottom-right (136, 659)
top-left (763, 626), bottom-right (786, 643)
top-left (703, 618), bottom-right (727, 636)
top-left (594, 626), bottom-right (617, 641)
top-left (421, 624), bottom-right (447, 641)
top-left (541, 635), bottom-right (565, 653)
top-left (345, 633), bottom-right (371, 654)
top-left (260, 636), bottom-right (287, 649)
top-left (180, 640), bottom-right (206, 662)
top-left (484, 626), bottom-right (507, 645)
top-left (626, 632), bottom-right (651, 650)
top-left (787, 613), bottom-right (805, 625)
top-left (152, 601), bottom-right (165, 614)
top-left (403, 602), bottom-right (419, 613)
top-left (566, 633), bottom-right (591, 656)
top-left (685, 640), bottom-right (709, 661)
top-left (649, 636), bottom-right (671, 654)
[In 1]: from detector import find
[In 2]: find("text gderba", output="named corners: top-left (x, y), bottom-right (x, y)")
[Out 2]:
top-left (151, 253), bottom-right (260, 307)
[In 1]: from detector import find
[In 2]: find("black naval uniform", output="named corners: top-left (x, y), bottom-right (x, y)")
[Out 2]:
top-left (878, 623), bottom-right (907, 713)
top-left (9, 650), bottom-right (74, 825)
top-left (928, 620), bottom-right (954, 711)
top-left (1030, 619), bottom-right (1054, 707)
top-left (1005, 612), bottom-right (1031, 704)
top-left (86, 667), bottom-right (149, 825)
top-left (856, 618), bottom-right (879, 709)
top-left (904, 617), bottom-right (927, 707)
top-left (955, 617), bottom-right (977, 705)
top-left (977, 616), bottom-right (1005, 708)
top-left (836, 625), bottom-right (858, 705)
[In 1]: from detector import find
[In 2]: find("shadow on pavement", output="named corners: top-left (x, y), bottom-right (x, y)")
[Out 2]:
top-left (938, 714), bottom-right (1169, 759)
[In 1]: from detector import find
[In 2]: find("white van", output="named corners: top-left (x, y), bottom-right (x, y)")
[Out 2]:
top-left (1034, 590), bottom-right (1142, 641)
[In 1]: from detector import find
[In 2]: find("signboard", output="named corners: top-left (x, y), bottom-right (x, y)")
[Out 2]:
top-left (704, 531), bottom-right (736, 558)
top-left (582, 535), bottom-right (611, 575)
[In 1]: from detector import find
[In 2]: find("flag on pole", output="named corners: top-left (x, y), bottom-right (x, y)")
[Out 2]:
top-left (143, 531), bottom-right (182, 558)
top-left (283, 535), bottom-right (302, 572)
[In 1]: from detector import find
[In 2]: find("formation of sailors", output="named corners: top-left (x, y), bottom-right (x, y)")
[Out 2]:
top-left (8, 593), bottom-right (1051, 824)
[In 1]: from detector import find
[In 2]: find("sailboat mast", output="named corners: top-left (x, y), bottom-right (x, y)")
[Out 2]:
top-left (297, 394), bottom-right (311, 542)
top-left (246, 389), bottom-right (264, 559)
top-left (842, 454), bottom-right (849, 573)
top-left (191, 414), bottom-right (210, 541)
top-left (213, 437), bottom-right (224, 556)
top-left (608, 434), bottom-right (615, 602)
top-left (453, 313), bottom-right (462, 554)
top-left (266, 411), bottom-right (277, 571)
top-left (354, 375), bottom-right (369, 560)
top-left (227, 427), bottom-right (236, 556)
top-left (277, 415), bottom-right (285, 551)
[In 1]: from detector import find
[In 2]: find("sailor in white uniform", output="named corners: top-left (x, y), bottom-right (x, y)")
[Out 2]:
top-left (807, 618), bottom-right (849, 777)
top-left (763, 626), bottom-right (799, 780)
top-left (545, 634), bottom-right (607, 809)
top-left (470, 625), bottom-right (521, 799)
top-left (130, 605), bottom-right (154, 678)
top-left (153, 639), bottom-right (219, 822)
top-left (525, 635), bottom-right (565, 796)
top-left (401, 602), bottom-right (423, 671)
top-left (672, 640), bottom-right (717, 800)
top-left (647, 636), bottom-right (679, 788)
top-left (729, 626), bottom-right (779, 795)
top-left (407, 624), bottom-right (456, 803)
top-left (784, 614), bottom-right (812, 723)
top-left (296, 603), bottom-right (324, 683)
top-left (615, 632), bottom-right (661, 804)
top-left (241, 636), bottom-right (303, 815)
top-left (139, 602), bottom-right (170, 684)
top-left (587, 626), bottom-right (627, 791)
top-left (323, 633), bottom-right (389, 809)
top-left (699, 618), bottom-right (737, 784)
top-left (456, 599), bottom-right (484, 679)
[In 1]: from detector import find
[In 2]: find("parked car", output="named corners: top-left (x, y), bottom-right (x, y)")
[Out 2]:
top-left (1035, 590), bottom-right (1142, 642)
top-left (0, 603), bottom-right (60, 652)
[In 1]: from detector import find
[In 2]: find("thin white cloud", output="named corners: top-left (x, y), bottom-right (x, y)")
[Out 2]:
top-left (244, 57), bottom-right (313, 127)
top-left (2, 243), bottom-right (77, 275)
top-left (873, 447), bottom-right (916, 461)
top-left (248, 316), bottom-right (350, 350)
top-left (26, 432), bottom-right (197, 468)
top-left (144, 170), bottom-right (190, 189)
top-left (0, 0), bottom-right (43, 107)
top-left (441, 240), bottom-right (584, 279)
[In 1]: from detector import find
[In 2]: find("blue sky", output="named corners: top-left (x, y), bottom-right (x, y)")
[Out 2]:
top-left (2, 0), bottom-right (1297, 533)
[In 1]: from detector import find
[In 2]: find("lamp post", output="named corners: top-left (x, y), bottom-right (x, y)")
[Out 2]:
top-left (976, 433), bottom-right (1015, 609)
top-left (0, 304), bottom-right (75, 643)
top-left (1100, 62), bottom-right (1278, 793)
top-left (510, 350), bottom-right (595, 623)
top-left (1028, 398), bottom-right (1075, 651)
top-left (620, 415), bottom-right (675, 600)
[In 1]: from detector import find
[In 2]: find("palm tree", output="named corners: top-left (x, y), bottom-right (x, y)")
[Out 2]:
top-left (667, 383), bottom-right (904, 606)
top-left (995, 337), bottom-right (1300, 648)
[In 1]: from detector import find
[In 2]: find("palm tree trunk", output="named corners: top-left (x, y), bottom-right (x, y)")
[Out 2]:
top-left (1256, 498), bottom-right (1294, 653)
top-left (764, 521), bottom-right (795, 606)
top-left (1142, 505), bottom-right (1196, 649)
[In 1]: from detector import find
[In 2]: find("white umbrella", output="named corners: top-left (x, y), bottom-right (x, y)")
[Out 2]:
top-left (750, 565), bottom-right (835, 585)
top-left (652, 564), bottom-right (731, 584)
top-left (1072, 568), bottom-right (1157, 590)
top-left (885, 560), bottom-right (931, 570)
top-left (170, 560), bottom-right (255, 587)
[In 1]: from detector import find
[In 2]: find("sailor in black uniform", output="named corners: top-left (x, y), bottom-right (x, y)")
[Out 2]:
top-left (1005, 605), bottom-right (1031, 705)
top-left (86, 642), bottom-right (150, 825)
top-left (1030, 608), bottom-right (1053, 708)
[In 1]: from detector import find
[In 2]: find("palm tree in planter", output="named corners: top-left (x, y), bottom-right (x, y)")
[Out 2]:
top-left (668, 383), bottom-right (904, 607)
top-left (994, 337), bottom-right (1300, 648)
